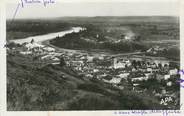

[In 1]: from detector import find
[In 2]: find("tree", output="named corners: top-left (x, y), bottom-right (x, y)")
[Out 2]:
top-left (31, 39), bottom-right (34, 44)
top-left (59, 57), bottom-right (66, 67)
top-left (158, 63), bottom-right (162, 69)
top-left (137, 61), bottom-right (142, 67)
top-left (132, 60), bottom-right (137, 66)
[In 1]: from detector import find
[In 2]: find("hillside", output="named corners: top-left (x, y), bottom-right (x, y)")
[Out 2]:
top-left (7, 53), bottom-right (165, 110)
top-left (56, 16), bottom-right (179, 24)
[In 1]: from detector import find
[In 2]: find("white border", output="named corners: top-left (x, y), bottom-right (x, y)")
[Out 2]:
top-left (1, 0), bottom-right (184, 116)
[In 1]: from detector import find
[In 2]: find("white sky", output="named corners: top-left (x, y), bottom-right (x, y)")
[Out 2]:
top-left (6, 1), bottom-right (179, 19)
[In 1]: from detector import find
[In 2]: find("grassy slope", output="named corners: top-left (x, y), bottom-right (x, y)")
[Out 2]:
top-left (7, 53), bottom-right (164, 110)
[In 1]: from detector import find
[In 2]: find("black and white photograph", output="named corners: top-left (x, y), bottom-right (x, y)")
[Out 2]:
top-left (5, 0), bottom-right (181, 111)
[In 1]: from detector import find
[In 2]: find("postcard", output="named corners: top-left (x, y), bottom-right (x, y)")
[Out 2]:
top-left (0, 0), bottom-right (184, 116)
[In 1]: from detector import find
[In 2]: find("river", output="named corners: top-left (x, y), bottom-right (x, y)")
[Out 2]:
top-left (9, 27), bottom-right (178, 62)
top-left (10, 27), bottom-right (84, 44)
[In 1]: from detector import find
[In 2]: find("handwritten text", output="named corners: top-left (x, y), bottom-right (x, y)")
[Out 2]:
top-left (114, 110), bottom-right (181, 116)
top-left (11, 0), bottom-right (55, 24)
top-left (20, 0), bottom-right (55, 7)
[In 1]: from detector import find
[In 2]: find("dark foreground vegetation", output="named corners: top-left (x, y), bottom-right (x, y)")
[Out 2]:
top-left (7, 53), bottom-right (165, 110)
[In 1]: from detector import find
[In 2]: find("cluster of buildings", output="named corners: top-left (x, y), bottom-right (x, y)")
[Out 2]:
top-left (7, 41), bottom-right (62, 65)
top-left (7, 40), bottom-right (180, 108)
top-left (146, 46), bottom-right (167, 55)
top-left (62, 52), bottom-right (179, 107)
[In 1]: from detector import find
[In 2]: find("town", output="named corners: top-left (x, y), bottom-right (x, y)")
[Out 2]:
top-left (6, 37), bottom-right (180, 109)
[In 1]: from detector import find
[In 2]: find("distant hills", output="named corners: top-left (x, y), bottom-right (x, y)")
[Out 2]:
top-left (55, 16), bottom-right (179, 24)
top-left (7, 16), bottom-right (179, 24)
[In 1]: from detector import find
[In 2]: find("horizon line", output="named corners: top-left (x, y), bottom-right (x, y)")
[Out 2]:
top-left (6, 15), bottom-right (179, 20)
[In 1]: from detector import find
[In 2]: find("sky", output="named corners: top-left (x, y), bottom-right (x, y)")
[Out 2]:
top-left (6, 1), bottom-right (179, 19)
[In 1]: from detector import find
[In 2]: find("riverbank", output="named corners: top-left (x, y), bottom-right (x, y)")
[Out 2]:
top-left (10, 27), bottom-right (84, 44)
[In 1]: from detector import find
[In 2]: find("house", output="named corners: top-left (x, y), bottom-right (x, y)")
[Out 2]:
top-left (98, 56), bottom-right (104, 60)
top-left (96, 74), bottom-right (107, 79)
top-left (155, 74), bottom-right (164, 81)
top-left (167, 81), bottom-right (172, 86)
top-left (133, 83), bottom-right (140, 87)
top-left (131, 74), bottom-right (146, 82)
top-left (93, 69), bottom-right (99, 73)
top-left (152, 68), bottom-right (159, 73)
top-left (161, 88), bottom-right (167, 95)
top-left (118, 86), bottom-right (124, 90)
top-left (118, 73), bottom-right (129, 79)
top-left (43, 47), bottom-right (55, 52)
top-left (109, 77), bottom-right (122, 84)
top-left (132, 67), bottom-right (137, 72)
top-left (150, 63), bottom-right (157, 68)
top-left (144, 73), bottom-right (152, 80)
top-left (87, 56), bottom-right (94, 62)
top-left (80, 56), bottom-right (86, 60)
top-left (169, 68), bottom-right (178, 75)
top-left (113, 58), bottom-right (126, 69)
top-left (164, 75), bottom-right (170, 80)
top-left (125, 59), bottom-right (131, 65)
top-left (114, 63), bottom-right (126, 69)
top-left (133, 86), bottom-right (143, 93)
top-left (41, 54), bottom-right (52, 59)
top-left (52, 57), bottom-right (60, 61)
top-left (139, 68), bottom-right (147, 72)
top-left (25, 42), bottom-right (44, 50)
top-left (147, 67), bottom-right (152, 73)
top-left (52, 62), bottom-right (60, 65)
top-left (86, 74), bottom-right (93, 78)
top-left (154, 60), bottom-right (169, 67)
top-left (20, 51), bottom-right (32, 55)
top-left (132, 77), bottom-right (144, 82)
